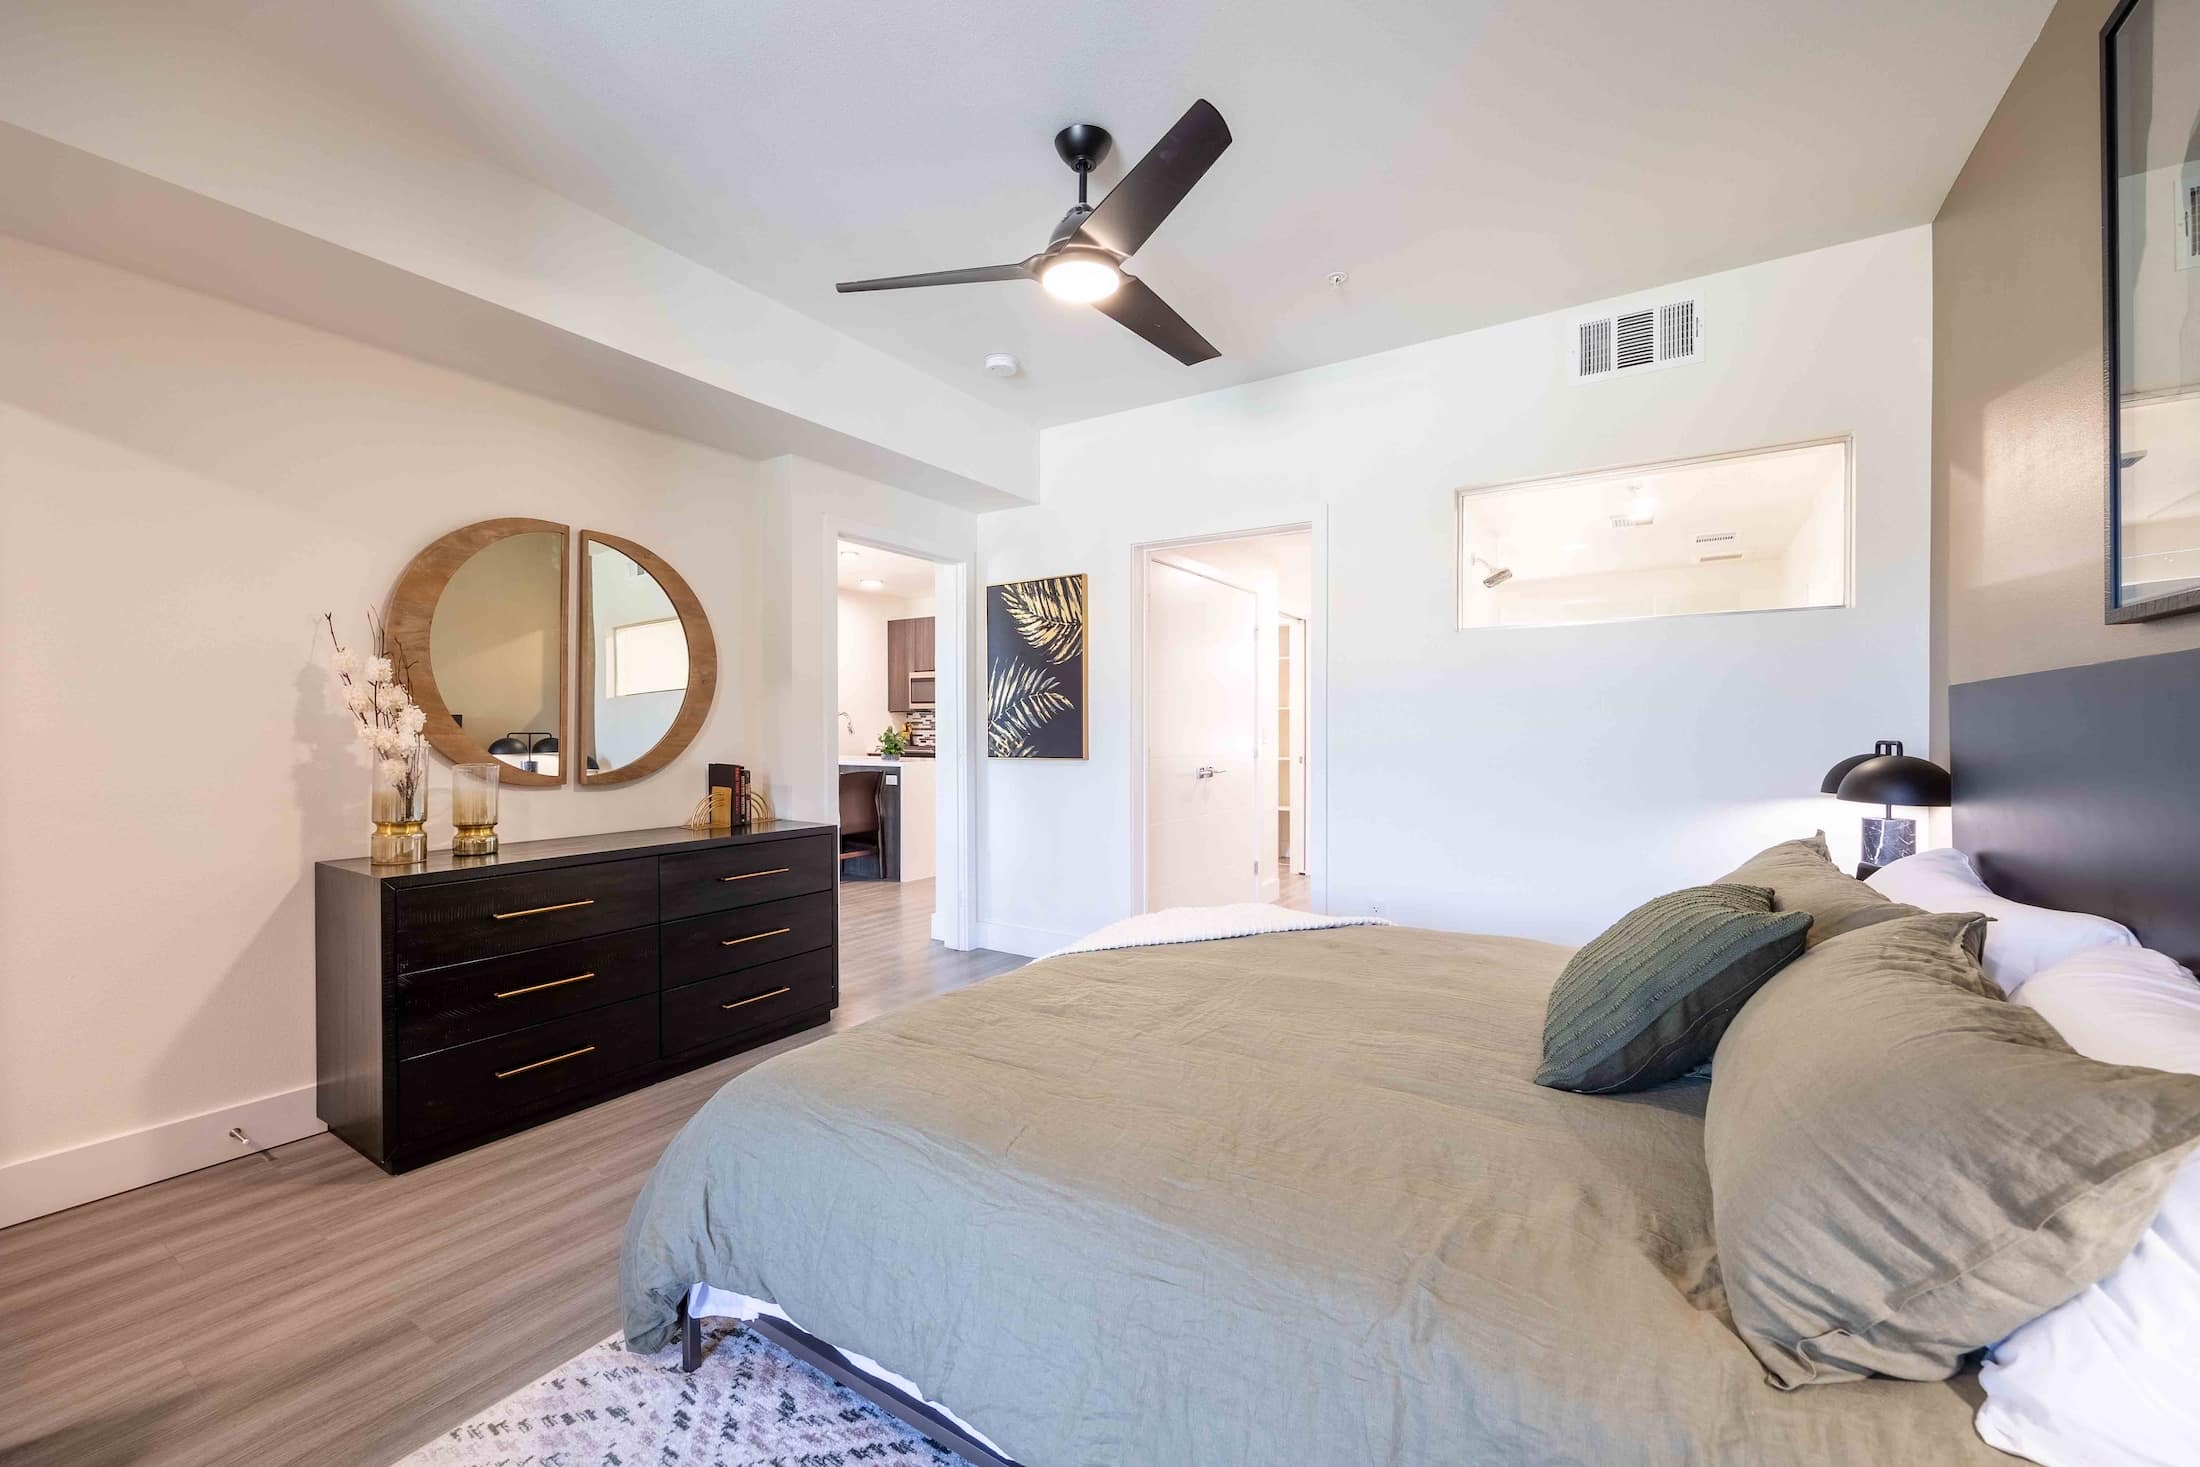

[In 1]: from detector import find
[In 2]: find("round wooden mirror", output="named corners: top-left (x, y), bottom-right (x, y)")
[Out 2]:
top-left (577, 530), bottom-right (717, 786)
top-left (386, 517), bottom-right (572, 788)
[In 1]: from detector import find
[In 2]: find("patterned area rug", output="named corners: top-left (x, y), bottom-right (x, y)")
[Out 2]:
top-left (399, 1321), bottom-right (973, 1466)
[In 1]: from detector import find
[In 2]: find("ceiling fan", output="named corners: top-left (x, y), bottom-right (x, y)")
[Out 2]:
top-left (834, 99), bottom-right (1232, 365)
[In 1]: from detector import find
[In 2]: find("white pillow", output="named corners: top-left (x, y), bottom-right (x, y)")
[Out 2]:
top-left (1865, 848), bottom-right (2136, 992)
top-left (1975, 945), bottom-right (2200, 1467)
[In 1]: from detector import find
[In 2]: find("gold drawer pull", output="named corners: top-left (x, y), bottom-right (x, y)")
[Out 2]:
top-left (494, 971), bottom-right (595, 1000)
top-left (719, 867), bottom-right (790, 883)
top-left (495, 1045), bottom-right (595, 1079)
top-left (492, 898), bottom-right (596, 921)
top-left (721, 927), bottom-right (792, 948)
top-left (721, 986), bottom-right (791, 1011)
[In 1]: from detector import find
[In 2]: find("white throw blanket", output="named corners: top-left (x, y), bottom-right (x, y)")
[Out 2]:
top-left (1043, 902), bottom-right (1390, 961)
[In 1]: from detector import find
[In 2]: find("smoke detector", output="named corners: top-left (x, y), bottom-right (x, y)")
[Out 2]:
top-left (984, 352), bottom-right (1021, 378)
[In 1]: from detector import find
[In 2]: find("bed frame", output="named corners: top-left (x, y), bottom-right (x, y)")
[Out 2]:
top-left (1948, 645), bottom-right (2200, 966)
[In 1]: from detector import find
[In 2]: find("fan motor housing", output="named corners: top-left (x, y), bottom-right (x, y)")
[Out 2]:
top-left (1053, 123), bottom-right (1113, 174)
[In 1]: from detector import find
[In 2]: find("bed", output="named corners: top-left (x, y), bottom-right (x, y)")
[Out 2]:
top-left (621, 920), bottom-right (2012, 1465)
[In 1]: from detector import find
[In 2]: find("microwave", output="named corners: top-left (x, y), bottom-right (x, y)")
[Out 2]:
top-left (907, 671), bottom-right (936, 709)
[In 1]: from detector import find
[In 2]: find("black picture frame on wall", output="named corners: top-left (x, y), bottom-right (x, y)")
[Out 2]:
top-left (2101, 0), bottom-right (2200, 623)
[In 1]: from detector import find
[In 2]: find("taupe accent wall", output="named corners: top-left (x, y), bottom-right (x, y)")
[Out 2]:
top-left (1933, 0), bottom-right (2200, 738)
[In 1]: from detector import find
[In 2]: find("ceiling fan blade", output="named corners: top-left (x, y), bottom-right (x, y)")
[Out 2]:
top-left (1094, 275), bottom-right (1219, 365)
top-left (835, 260), bottom-right (1035, 293)
top-left (1074, 99), bottom-right (1232, 259)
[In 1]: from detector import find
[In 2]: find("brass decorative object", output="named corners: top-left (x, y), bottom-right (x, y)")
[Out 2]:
top-left (451, 761), bottom-right (501, 856)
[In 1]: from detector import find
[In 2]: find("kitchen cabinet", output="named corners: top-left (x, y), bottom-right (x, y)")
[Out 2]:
top-left (886, 616), bottom-right (935, 712)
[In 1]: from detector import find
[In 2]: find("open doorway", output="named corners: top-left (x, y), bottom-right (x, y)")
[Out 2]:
top-left (835, 541), bottom-right (941, 889)
top-left (1137, 527), bottom-right (1317, 912)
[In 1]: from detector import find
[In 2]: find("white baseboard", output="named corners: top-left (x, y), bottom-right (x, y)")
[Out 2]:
top-left (0, 1086), bottom-right (326, 1229)
top-left (971, 919), bottom-right (1075, 959)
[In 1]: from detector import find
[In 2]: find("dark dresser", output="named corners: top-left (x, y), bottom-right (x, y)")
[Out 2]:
top-left (315, 820), bottom-right (838, 1173)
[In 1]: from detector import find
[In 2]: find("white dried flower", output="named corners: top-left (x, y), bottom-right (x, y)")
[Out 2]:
top-left (394, 727), bottom-right (420, 753)
top-left (367, 725), bottom-right (401, 756)
top-left (399, 704), bottom-right (428, 736)
top-left (343, 684), bottom-right (375, 715)
top-left (377, 757), bottom-right (410, 785)
top-left (331, 647), bottom-right (358, 678)
top-left (374, 683), bottom-right (409, 714)
top-left (363, 655), bottom-right (393, 685)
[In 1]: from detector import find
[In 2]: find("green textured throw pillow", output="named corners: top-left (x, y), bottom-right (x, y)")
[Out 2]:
top-left (1535, 884), bottom-right (1812, 1094)
top-left (1707, 911), bottom-right (2200, 1388)
top-left (1717, 831), bottom-right (1917, 947)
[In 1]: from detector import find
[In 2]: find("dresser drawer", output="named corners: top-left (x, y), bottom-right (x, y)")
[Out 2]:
top-left (396, 927), bottom-right (659, 1059)
top-left (660, 891), bottom-right (834, 990)
top-left (395, 859), bottom-right (657, 971)
top-left (662, 948), bottom-right (834, 1058)
top-left (396, 996), bottom-right (658, 1145)
top-left (659, 835), bottom-right (834, 921)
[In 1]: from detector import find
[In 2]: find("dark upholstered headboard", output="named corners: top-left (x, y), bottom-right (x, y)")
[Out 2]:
top-left (1949, 646), bottom-right (2200, 968)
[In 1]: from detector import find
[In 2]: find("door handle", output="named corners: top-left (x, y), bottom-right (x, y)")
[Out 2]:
top-left (1194, 766), bottom-right (1228, 779)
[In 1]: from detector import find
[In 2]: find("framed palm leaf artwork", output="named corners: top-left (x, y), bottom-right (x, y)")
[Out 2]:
top-left (985, 573), bottom-right (1087, 758)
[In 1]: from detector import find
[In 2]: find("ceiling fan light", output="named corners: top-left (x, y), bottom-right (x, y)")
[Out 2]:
top-left (1040, 252), bottom-right (1121, 303)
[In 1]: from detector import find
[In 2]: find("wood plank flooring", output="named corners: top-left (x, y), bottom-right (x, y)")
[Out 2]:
top-left (0, 878), bottom-right (1022, 1467)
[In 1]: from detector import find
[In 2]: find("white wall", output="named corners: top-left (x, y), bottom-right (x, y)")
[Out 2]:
top-left (837, 588), bottom-right (931, 756)
top-left (0, 235), bottom-right (977, 1221)
top-left (975, 228), bottom-right (1934, 953)
top-left (1471, 557), bottom-right (1791, 627)
top-left (1780, 474), bottom-right (1850, 609)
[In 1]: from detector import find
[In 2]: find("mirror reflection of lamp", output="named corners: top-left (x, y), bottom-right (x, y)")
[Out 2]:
top-left (489, 731), bottom-right (558, 775)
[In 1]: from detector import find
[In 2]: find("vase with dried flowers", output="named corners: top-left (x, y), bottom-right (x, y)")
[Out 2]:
top-left (326, 611), bottom-right (430, 865)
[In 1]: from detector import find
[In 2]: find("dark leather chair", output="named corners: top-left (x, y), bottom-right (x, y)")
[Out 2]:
top-left (838, 769), bottom-right (885, 880)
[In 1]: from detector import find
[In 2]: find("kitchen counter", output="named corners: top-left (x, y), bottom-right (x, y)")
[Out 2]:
top-left (838, 755), bottom-right (935, 881)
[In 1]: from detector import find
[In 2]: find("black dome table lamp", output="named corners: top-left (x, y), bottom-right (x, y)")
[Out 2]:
top-left (1822, 740), bottom-right (1952, 877)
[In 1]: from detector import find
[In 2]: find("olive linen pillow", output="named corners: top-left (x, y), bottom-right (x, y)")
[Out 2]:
top-left (1535, 884), bottom-right (1811, 1094)
top-left (1705, 910), bottom-right (2200, 1389)
top-left (1716, 831), bottom-right (1916, 947)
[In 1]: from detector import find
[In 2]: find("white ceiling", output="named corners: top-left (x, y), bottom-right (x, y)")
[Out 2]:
top-left (126, 0), bottom-right (2050, 426)
top-left (837, 541), bottom-right (938, 600)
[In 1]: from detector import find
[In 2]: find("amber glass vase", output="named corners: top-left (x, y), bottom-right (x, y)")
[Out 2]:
top-left (369, 741), bottom-right (429, 865)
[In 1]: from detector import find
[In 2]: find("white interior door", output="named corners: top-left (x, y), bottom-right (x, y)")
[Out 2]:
top-left (1146, 558), bottom-right (1260, 909)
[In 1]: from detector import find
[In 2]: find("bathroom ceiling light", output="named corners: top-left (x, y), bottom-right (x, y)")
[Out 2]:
top-left (858, 577), bottom-right (884, 591)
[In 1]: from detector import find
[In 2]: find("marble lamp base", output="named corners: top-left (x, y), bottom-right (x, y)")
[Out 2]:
top-left (1860, 816), bottom-right (1917, 873)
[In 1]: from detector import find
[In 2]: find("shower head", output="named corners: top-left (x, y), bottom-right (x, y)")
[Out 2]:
top-left (1471, 555), bottom-right (1513, 589)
